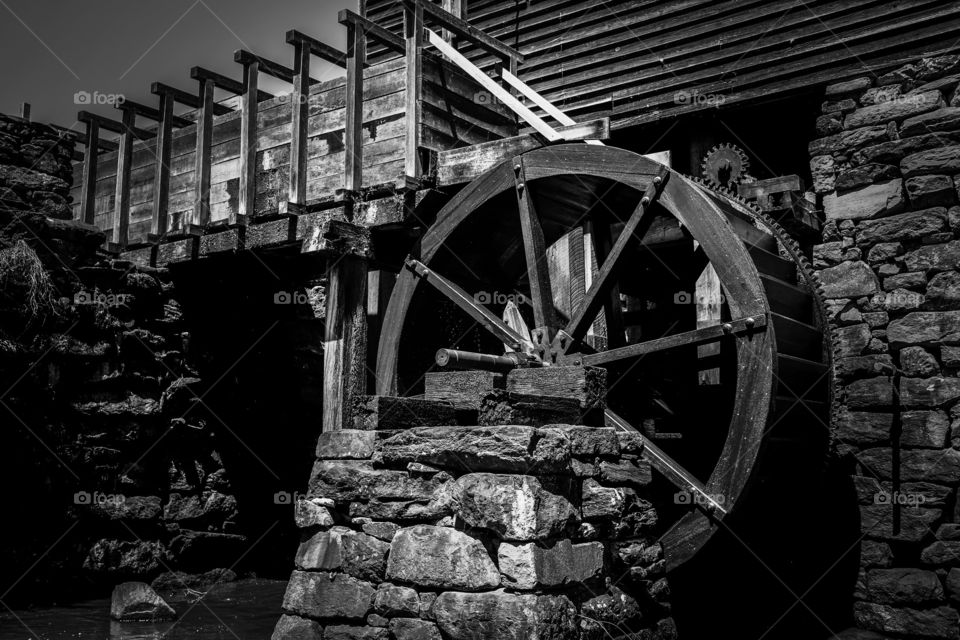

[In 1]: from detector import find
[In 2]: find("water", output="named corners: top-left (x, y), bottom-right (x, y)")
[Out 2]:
top-left (0, 579), bottom-right (287, 639)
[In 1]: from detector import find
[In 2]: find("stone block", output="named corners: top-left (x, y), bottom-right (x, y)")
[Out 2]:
top-left (375, 583), bottom-right (420, 617)
top-left (844, 90), bottom-right (942, 129)
top-left (498, 540), bottom-right (604, 589)
top-left (926, 271), bottom-right (960, 310)
top-left (389, 619), bottom-right (442, 640)
top-left (836, 324), bottom-right (872, 358)
top-left (900, 376), bottom-right (960, 407)
top-left (853, 602), bottom-right (958, 639)
top-left (546, 426), bottom-right (619, 457)
top-left (295, 526), bottom-right (390, 582)
top-left (889, 311), bottom-right (960, 345)
top-left (323, 626), bottom-right (389, 640)
top-left (866, 568), bottom-right (944, 605)
top-left (837, 164), bottom-right (900, 192)
top-left (820, 261), bottom-right (880, 297)
top-left (454, 473), bottom-right (578, 541)
top-left (856, 207), bottom-right (947, 244)
top-left (900, 347), bottom-right (940, 377)
top-left (903, 145), bottom-right (960, 178)
top-left (282, 570), bottom-right (374, 620)
top-left (902, 107), bottom-right (960, 137)
top-left (582, 478), bottom-right (626, 520)
top-left (835, 410), bottom-right (892, 444)
top-left (861, 541), bottom-right (894, 568)
top-left (823, 180), bottom-right (905, 221)
top-left (385, 525), bottom-right (499, 590)
top-left (272, 614), bottom-right (323, 640)
top-left (308, 460), bottom-right (442, 503)
top-left (859, 504), bottom-right (942, 542)
top-left (433, 591), bottom-right (577, 640)
top-left (375, 425), bottom-right (539, 473)
top-left (316, 430), bottom-right (377, 459)
top-left (860, 446), bottom-right (960, 483)
top-left (827, 77), bottom-right (873, 97)
top-left (353, 396), bottom-right (456, 430)
top-left (906, 174), bottom-right (957, 208)
top-left (845, 377), bottom-right (894, 409)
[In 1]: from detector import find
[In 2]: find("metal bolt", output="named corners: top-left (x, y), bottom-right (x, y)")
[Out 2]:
top-left (653, 176), bottom-right (662, 185)
top-left (745, 317), bottom-right (755, 329)
top-left (517, 182), bottom-right (525, 192)
top-left (722, 323), bottom-right (733, 334)
top-left (514, 164), bottom-right (522, 172)
top-left (641, 196), bottom-right (650, 206)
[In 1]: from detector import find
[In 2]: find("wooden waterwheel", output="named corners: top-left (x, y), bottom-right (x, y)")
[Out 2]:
top-left (376, 145), bottom-right (831, 571)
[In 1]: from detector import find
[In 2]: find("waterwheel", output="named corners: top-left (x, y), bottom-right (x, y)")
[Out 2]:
top-left (375, 144), bottom-right (833, 579)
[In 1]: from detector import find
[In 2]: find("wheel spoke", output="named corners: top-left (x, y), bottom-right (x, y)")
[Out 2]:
top-left (564, 168), bottom-right (670, 346)
top-left (515, 161), bottom-right (557, 334)
top-left (606, 410), bottom-right (726, 515)
top-left (405, 258), bottom-right (534, 352)
top-left (588, 216), bottom-right (626, 349)
top-left (579, 314), bottom-right (766, 367)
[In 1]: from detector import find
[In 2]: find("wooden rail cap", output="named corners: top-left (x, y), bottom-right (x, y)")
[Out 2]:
top-left (151, 82), bottom-right (233, 115)
top-left (404, 0), bottom-right (524, 64)
top-left (78, 110), bottom-right (153, 139)
top-left (116, 99), bottom-right (191, 128)
top-left (285, 29), bottom-right (348, 67)
top-left (339, 9), bottom-right (405, 54)
top-left (189, 66), bottom-right (273, 100)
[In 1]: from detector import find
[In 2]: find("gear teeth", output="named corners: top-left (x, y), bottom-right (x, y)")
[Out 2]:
top-left (701, 143), bottom-right (751, 190)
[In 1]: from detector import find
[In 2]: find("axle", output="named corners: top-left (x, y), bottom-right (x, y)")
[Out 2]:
top-left (434, 348), bottom-right (544, 373)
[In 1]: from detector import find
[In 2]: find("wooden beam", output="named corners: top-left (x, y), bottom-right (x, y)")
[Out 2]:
top-left (339, 9), bottom-right (405, 55)
top-left (111, 107), bottom-right (135, 249)
top-left (237, 57), bottom-right (259, 222)
top-left (190, 66), bottom-right (273, 101)
top-left (234, 49), bottom-right (308, 84)
top-left (426, 30), bottom-right (560, 142)
top-left (500, 68), bottom-right (604, 146)
top-left (288, 40), bottom-right (311, 206)
top-left (150, 93), bottom-right (175, 238)
top-left (285, 29), bottom-right (348, 68)
top-left (151, 81), bottom-right (233, 115)
top-left (514, 158), bottom-right (557, 340)
top-left (404, 2), bottom-right (424, 181)
top-left (193, 78), bottom-right (215, 227)
top-left (77, 110), bottom-right (154, 139)
top-left (116, 99), bottom-right (191, 128)
top-left (405, 0), bottom-right (523, 65)
top-left (343, 20), bottom-right (366, 196)
top-left (79, 119), bottom-right (99, 225)
top-left (440, 0), bottom-right (465, 44)
top-left (18, 102), bottom-right (30, 121)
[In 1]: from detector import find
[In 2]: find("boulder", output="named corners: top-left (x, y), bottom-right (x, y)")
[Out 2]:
top-left (820, 261), bottom-right (880, 297)
top-left (853, 602), bottom-right (958, 639)
top-left (844, 90), bottom-right (942, 129)
top-left (110, 581), bottom-right (176, 622)
top-left (295, 527), bottom-right (390, 582)
top-left (272, 614), bottom-right (323, 640)
top-left (282, 570), bottom-right (374, 620)
top-left (385, 525), bottom-right (499, 590)
top-left (498, 540), bottom-right (605, 588)
top-left (856, 208), bottom-right (947, 244)
top-left (901, 410), bottom-right (950, 448)
top-left (375, 425), bottom-right (538, 473)
top-left (433, 591), bottom-right (578, 640)
top-left (866, 568), bottom-right (944, 604)
top-left (823, 180), bottom-right (905, 221)
top-left (903, 145), bottom-right (960, 177)
top-left (889, 311), bottom-right (960, 345)
top-left (316, 430), bottom-right (378, 459)
top-left (453, 474), bottom-right (578, 541)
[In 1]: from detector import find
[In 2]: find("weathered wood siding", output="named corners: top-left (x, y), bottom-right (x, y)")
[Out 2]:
top-left (71, 55), bottom-right (514, 243)
top-left (366, 0), bottom-right (960, 129)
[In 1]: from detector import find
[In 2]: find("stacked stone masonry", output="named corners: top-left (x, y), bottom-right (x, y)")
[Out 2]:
top-left (814, 54), bottom-right (960, 640)
top-left (274, 423), bottom-right (674, 640)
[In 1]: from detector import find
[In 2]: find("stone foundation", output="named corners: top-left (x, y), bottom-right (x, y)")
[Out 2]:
top-left (813, 53), bottom-right (960, 639)
top-left (274, 423), bottom-right (674, 639)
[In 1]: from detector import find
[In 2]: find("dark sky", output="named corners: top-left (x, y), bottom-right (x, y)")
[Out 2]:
top-left (0, 0), bottom-right (353, 131)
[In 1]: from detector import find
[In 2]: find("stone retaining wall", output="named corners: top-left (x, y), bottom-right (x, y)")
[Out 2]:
top-left (812, 54), bottom-right (960, 639)
top-left (273, 425), bottom-right (674, 640)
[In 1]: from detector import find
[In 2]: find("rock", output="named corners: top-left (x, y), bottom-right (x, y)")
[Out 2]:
top-left (151, 568), bottom-right (236, 592)
top-left (375, 584), bottom-right (420, 617)
top-left (837, 355), bottom-right (895, 380)
top-left (272, 614), bottom-right (323, 640)
top-left (386, 525), bottom-right (499, 590)
top-left (900, 376), bottom-right (960, 407)
top-left (816, 114), bottom-right (843, 137)
top-left (110, 582), bottom-right (176, 621)
top-left (901, 410), bottom-right (951, 448)
top-left (862, 85), bottom-right (903, 106)
top-left (827, 77), bottom-right (873, 97)
top-left (375, 425), bottom-right (539, 473)
top-left (582, 479), bottom-right (626, 520)
top-left (861, 541), bottom-right (894, 568)
top-left (820, 261), bottom-right (880, 297)
top-left (85, 539), bottom-right (168, 574)
top-left (866, 568), bottom-right (944, 605)
top-left (294, 498), bottom-right (334, 529)
top-left (944, 346), bottom-right (960, 368)
top-left (859, 504), bottom-right (942, 542)
top-left (926, 271), bottom-right (960, 310)
top-left (837, 164), bottom-right (901, 192)
top-left (390, 618), bottom-right (442, 640)
top-left (811, 154), bottom-right (836, 193)
top-left (889, 311), bottom-right (960, 345)
top-left (902, 107), bottom-right (960, 137)
top-left (922, 541), bottom-right (960, 565)
top-left (308, 460), bottom-right (441, 502)
top-left (824, 180), bottom-right (905, 221)
top-left (948, 569), bottom-right (960, 604)
top-left (163, 491), bottom-right (237, 525)
top-left (844, 90), bottom-right (942, 129)
top-left (845, 377), bottom-right (894, 408)
top-left (598, 460), bottom-right (652, 487)
top-left (863, 311), bottom-right (890, 328)
top-left (316, 430), bottom-right (378, 459)
top-left (903, 145), bottom-right (960, 177)
top-left (453, 474), bottom-right (578, 541)
top-left (498, 540), bottom-right (604, 588)
top-left (904, 241), bottom-right (960, 273)
top-left (855, 131), bottom-right (960, 166)
top-left (282, 570), bottom-right (374, 620)
top-left (295, 527), bottom-right (390, 582)
top-left (580, 587), bottom-right (644, 638)
top-left (857, 208), bottom-right (947, 244)
top-left (362, 521), bottom-right (399, 542)
top-left (853, 602), bottom-right (958, 639)
top-left (823, 98), bottom-right (858, 114)
top-left (433, 591), bottom-right (578, 640)
top-left (545, 426), bottom-right (619, 456)
top-left (916, 55), bottom-right (960, 81)
top-left (814, 241), bottom-right (843, 267)
top-left (867, 242), bottom-right (903, 263)
top-left (900, 347), bottom-right (941, 377)
top-left (323, 626), bottom-right (389, 640)
top-left (836, 324), bottom-right (872, 358)
top-left (884, 271), bottom-right (927, 291)
top-left (879, 288), bottom-right (925, 312)
top-left (860, 446), bottom-right (960, 483)
top-left (835, 410), bottom-right (892, 444)
top-left (90, 495), bottom-right (162, 521)
top-left (0, 164), bottom-right (69, 192)
top-left (906, 174), bottom-right (957, 208)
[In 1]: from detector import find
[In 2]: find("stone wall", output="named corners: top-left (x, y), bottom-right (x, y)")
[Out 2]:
top-left (0, 114), bottom-right (243, 603)
top-left (811, 54), bottom-right (960, 639)
top-left (273, 424), bottom-right (673, 640)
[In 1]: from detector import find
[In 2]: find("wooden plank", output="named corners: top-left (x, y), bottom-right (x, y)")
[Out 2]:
top-left (353, 395), bottom-right (456, 429)
top-left (79, 119), bottom-right (99, 225)
top-left (237, 58), bottom-right (259, 222)
top-left (286, 29), bottom-right (348, 68)
top-left (111, 107), bottom-right (135, 248)
top-left (478, 390), bottom-right (587, 427)
top-left (404, 2), bottom-right (424, 180)
top-left (289, 41), bottom-right (311, 206)
top-left (406, 0), bottom-right (523, 64)
top-left (344, 20), bottom-right (366, 194)
top-left (506, 365), bottom-right (606, 411)
top-left (150, 93), bottom-right (175, 237)
top-left (324, 253), bottom-right (369, 432)
top-left (695, 261), bottom-right (722, 385)
top-left (194, 78), bottom-right (215, 226)
top-left (424, 370), bottom-right (505, 410)
top-left (500, 68), bottom-right (604, 146)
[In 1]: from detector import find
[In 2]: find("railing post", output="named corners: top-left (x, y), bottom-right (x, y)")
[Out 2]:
top-left (289, 41), bottom-right (311, 207)
top-left (237, 56), bottom-right (260, 223)
top-left (79, 117), bottom-right (99, 225)
top-left (403, 1), bottom-right (424, 183)
top-left (343, 20), bottom-right (366, 204)
top-left (111, 106), bottom-right (135, 250)
top-left (151, 92), bottom-right (175, 238)
top-left (193, 77), bottom-right (215, 227)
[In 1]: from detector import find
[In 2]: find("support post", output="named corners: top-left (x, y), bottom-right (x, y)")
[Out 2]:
top-left (150, 93), bottom-right (175, 238)
top-left (289, 41), bottom-right (311, 207)
top-left (237, 57), bottom-right (260, 223)
top-left (322, 222), bottom-right (373, 432)
top-left (343, 20), bottom-right (366, 202)
top-left (193, 77), bottom-right (215, 227)
top-left (111, 107), bottom-right (135, 249)
top-left (79, 118), bottom-right (99, 225)
top-left (403, 1), bottom-right (424, 182)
